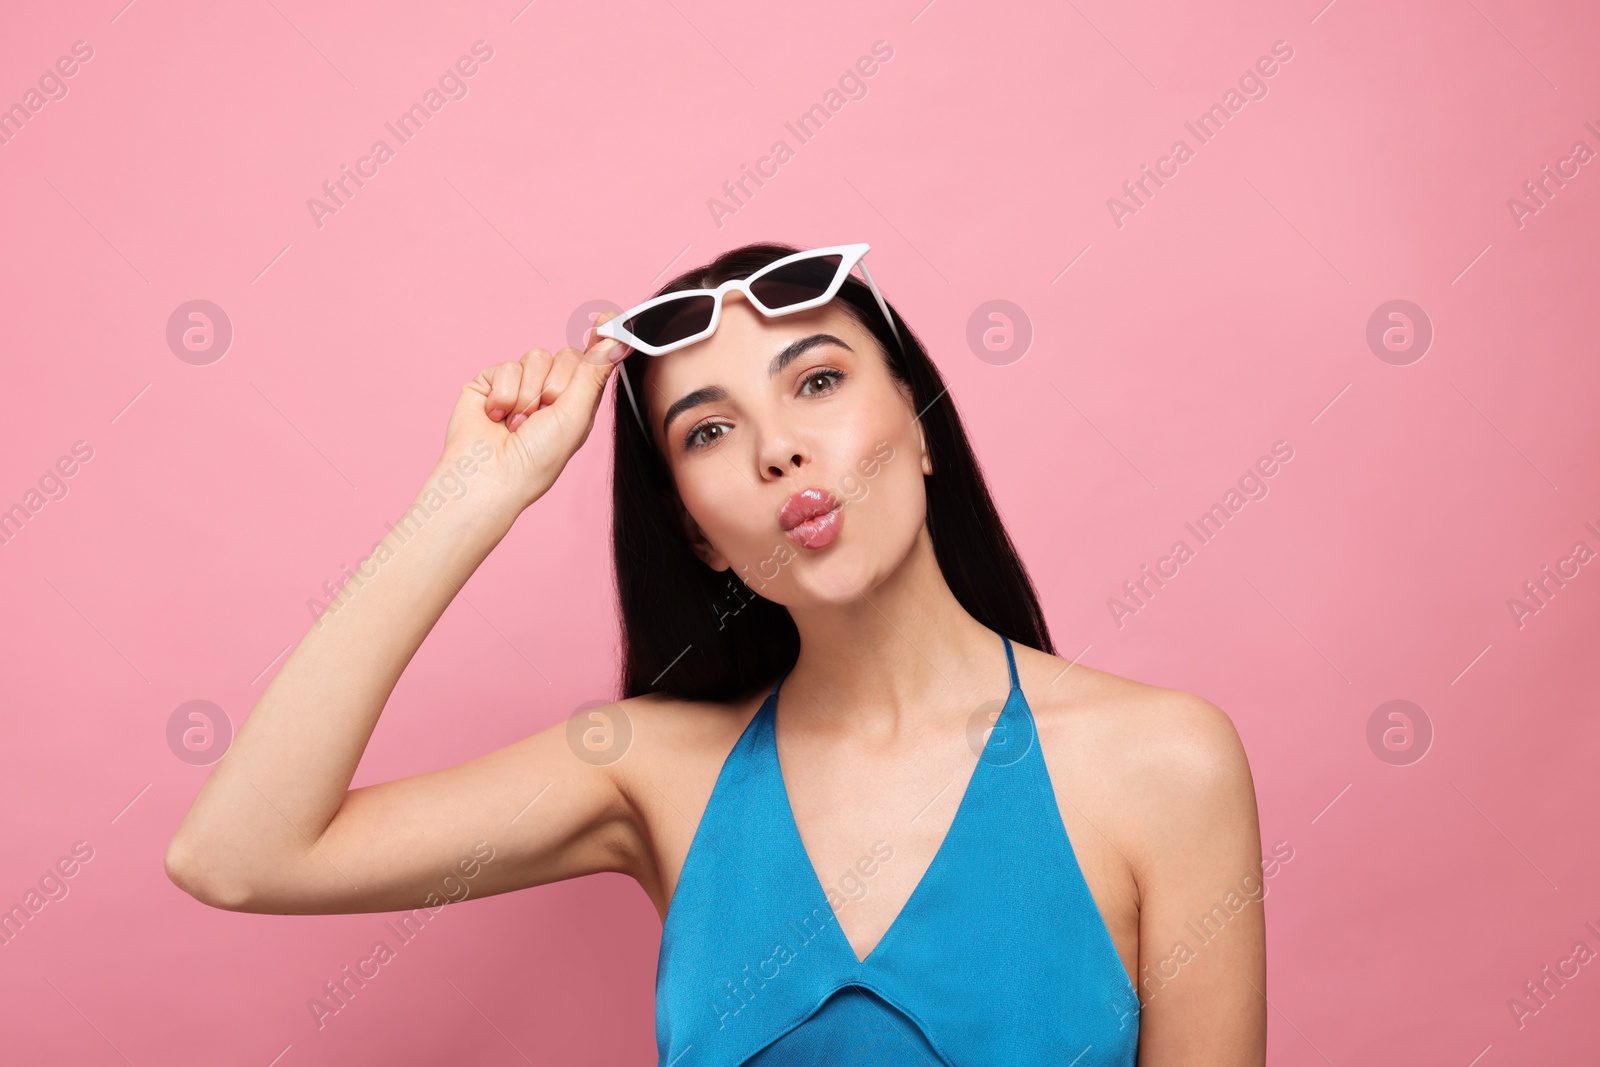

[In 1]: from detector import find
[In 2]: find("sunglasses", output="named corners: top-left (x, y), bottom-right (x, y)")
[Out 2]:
top-left (594, 242), bottom-right (904, 439)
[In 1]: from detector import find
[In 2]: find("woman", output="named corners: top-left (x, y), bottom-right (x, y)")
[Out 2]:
top-left (166, 241), bottom-right (1267, 1065)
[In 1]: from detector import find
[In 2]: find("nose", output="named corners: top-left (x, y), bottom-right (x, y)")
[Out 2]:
top-left (757, 423), bottom-right (810, 481)
top-left (762, 448), bottom-right (807, 480)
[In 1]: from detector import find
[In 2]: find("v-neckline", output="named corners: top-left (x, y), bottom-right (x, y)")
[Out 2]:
top-left (766, 633), bottom-right (1023, 968)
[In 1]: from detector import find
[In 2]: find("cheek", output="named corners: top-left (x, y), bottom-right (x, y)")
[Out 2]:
top-left (843, 432), bottom-right (924, 541)
top-left (867, 452), bottom-right (927, 543)
top-left (679, 472), bottom-right (779, 565)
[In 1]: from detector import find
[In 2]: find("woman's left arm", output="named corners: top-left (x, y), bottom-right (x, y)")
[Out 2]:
top-left (1129, 693), bottom-right (1269, 1065)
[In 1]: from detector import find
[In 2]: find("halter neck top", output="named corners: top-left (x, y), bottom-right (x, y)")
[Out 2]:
top-left (655, 631), bottom-right (1141, 1066)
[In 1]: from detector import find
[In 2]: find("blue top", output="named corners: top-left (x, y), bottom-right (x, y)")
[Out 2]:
top-left (655, 631), bottom-right (1141, 1066)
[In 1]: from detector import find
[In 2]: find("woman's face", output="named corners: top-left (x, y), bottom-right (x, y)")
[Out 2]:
top-left (640, 293), bottom-right (931, 609)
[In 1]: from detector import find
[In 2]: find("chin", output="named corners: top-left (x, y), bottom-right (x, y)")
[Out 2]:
top-left (779, 537), bottom-right (904, 610)
top-left (727, 501), bottom-right (921, 609)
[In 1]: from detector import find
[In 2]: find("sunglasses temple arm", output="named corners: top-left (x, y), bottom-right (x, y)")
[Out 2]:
top-left (855, 257), bottom-right (905, 357)
top-left (617, 361), bottom-right (649, 438)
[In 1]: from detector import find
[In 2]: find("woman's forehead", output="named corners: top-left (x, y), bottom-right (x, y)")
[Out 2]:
top-left (642, 301), bottom-right (875, 406)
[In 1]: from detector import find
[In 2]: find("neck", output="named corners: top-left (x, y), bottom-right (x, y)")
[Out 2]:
top-left (776, 526), bottom-right (1010, 739)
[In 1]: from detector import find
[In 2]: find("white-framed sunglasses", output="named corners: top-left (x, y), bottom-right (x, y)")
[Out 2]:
top-left (594, 242), bottom-right (904, 438)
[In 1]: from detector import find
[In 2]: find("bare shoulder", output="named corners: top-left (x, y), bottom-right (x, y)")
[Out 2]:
top-left (602, 685), bottom-right (767, 780)
top-left (596, 683), bottom-right (771, 916)
top-left (1008, 643), bottom-right (1259, 875)
top-left (1010, 645), bottom-right (1268, 1053)
top-left (1011, 642), bottom-right (1251, 787)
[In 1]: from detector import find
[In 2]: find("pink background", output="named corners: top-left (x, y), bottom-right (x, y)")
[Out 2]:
top-left (2, 0), bottom-right (1597, 1062)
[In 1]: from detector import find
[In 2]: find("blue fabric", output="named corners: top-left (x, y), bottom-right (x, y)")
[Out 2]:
top-left (656, 632), bottom-right (1141, 1066)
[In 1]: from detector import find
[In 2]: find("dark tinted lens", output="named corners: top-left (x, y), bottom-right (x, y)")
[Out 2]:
top-left (626, 295), bottom-right (716, 348)
top-left (748, 254), bottom-right (843, 311)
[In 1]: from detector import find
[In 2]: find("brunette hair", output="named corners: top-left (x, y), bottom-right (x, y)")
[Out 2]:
top-left (610, 242), bottom-right (1053, 701)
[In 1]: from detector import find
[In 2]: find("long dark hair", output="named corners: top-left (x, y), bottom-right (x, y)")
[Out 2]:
top-left (610, 242), bottom-right (1054, 701)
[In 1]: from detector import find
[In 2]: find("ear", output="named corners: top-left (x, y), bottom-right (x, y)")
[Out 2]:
top-left (675, 497), bottom-right (730, 571)
top-left (895, 376), bottom-right (933, 476)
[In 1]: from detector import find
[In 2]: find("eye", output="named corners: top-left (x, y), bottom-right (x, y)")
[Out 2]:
top-left (681, 368), bottom-right (846, 452)
top-left (800, 367), bottom-right (846, 396)
top-left (683, 420), bottom-right (730, 451)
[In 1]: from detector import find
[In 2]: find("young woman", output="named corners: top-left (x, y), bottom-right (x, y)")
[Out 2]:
top-left (167, 242), bottom-right (1267, 1065)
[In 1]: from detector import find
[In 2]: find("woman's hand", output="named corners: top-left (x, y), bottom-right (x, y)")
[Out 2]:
top-left (439, 312), bottom-right (631, 514)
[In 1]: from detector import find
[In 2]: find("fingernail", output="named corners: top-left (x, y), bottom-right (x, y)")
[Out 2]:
top-left (608, 343), bottom-right (630, 364)
top-left (581, 326), bottom-right (596, 349)
top-left (488, 407), bottom-right (505, 421)
top-left (507, 412), bottom-right (526, 432)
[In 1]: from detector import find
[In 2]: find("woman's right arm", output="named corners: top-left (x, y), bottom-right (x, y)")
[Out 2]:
top-left (164, 323), bottom-right (639, 915)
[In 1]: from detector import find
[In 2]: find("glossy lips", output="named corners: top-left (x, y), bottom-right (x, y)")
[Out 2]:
top-left (779, 487), bottom-right (844, 550)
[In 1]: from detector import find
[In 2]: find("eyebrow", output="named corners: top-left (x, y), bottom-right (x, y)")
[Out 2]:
top-left (659, 333), bottom-right (853, 440)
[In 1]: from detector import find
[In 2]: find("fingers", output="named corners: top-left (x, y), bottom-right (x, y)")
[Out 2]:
top-left (585, 310), bottom-right (631, 365)
top-left (508, 347), bottom-right (581, 432)
top-left (503, 348), bottom-right (546, 432)
top-left (482, 311), bottom-right (633, 433)
top-left (485, 359), bottom-right (529, 424)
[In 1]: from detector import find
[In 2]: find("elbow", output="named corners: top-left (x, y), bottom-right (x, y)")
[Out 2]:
top-left (164, 833), bottom-right (257, 912)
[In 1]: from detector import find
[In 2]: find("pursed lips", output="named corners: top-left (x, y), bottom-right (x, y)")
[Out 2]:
top-left (778, 487), bottom-right (844, 549)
